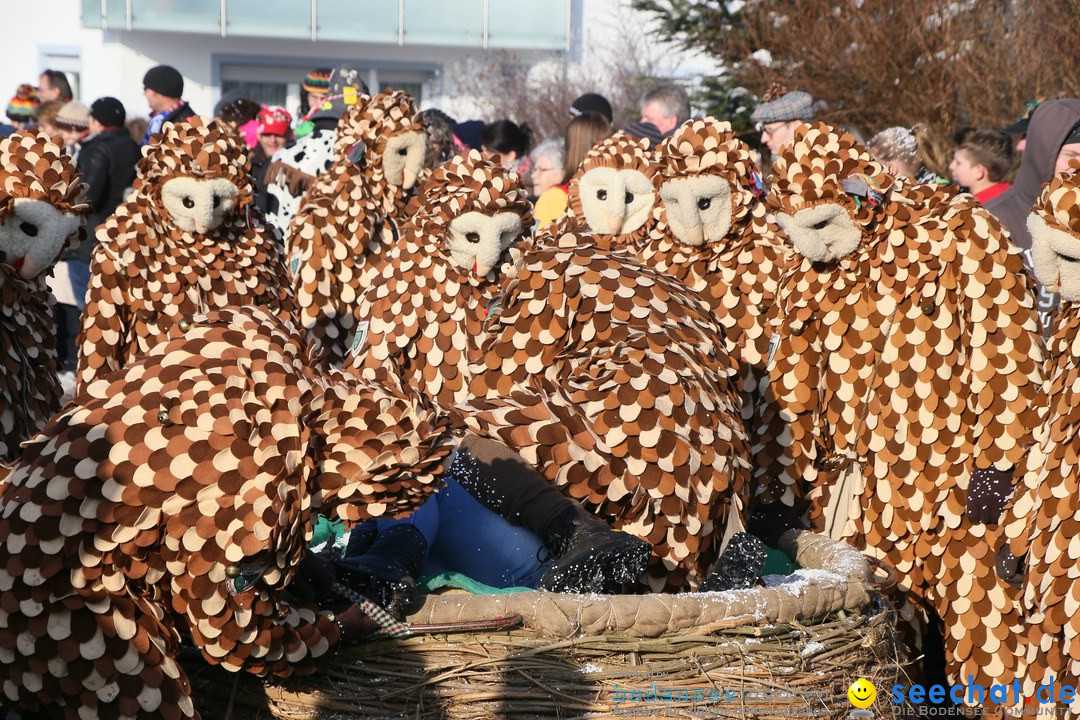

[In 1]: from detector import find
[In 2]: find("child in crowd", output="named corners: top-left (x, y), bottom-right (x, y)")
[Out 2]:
top-left (949, 127), bottom-right (1016, 204)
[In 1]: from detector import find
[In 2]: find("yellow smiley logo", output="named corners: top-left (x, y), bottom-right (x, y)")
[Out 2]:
top-left (848, 679), bottom-right (876, 708)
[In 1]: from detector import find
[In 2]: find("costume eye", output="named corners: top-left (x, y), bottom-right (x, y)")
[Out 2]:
top-left (19, 222), bottom-right (38, 237)
top-left (212, 195), bottom-right (221, 209)
top-left (182, 197), bottom-right (195, 209)
top-left (398, 148), bottom-right (408, 156)
top-left (466, 232), bottom-right (480, 244)
top-left (812, 219), bottom-right (829, 230)
top-left (624, 192), bottom-right (634, 204)
top-left (697, 197), bottom-right (712, 211)
top-left (596, 189), bottom-right (607, 201)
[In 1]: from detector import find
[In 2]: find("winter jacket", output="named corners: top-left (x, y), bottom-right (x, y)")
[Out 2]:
top-left (71, 128), bottom-right (140, 262)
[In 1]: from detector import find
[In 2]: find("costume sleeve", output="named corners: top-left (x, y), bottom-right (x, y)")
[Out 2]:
top-left (955, 205), bottom-right (1046, 472)
top-left (75, 243), bottom-right (129, 393)
top-left (170, 570), bottom-right (339, 678)
top-left (748, 292), bottom-right (820, 516)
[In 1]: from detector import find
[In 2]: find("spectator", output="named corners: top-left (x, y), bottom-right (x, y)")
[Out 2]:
top-left (6, 84), bottom-right (39, 129)
top-left (481, 119), bottom-right (533, 175)
top-left (250, 105), bottom-right (291, 215)
top-left (141, 65), bottom-right (195, 145)
top-left (296, 67), bottom-right (332, 131)
top-left (52, 97), bottom-right (140, 371)
top-left (948, 128), bottom-right (1015, 204)
top-left (215, 96), bottom-right (261, 148)
top-left (750, 82), bottom-right (815, 157)
top-left (34, 99), bottom-right (66, 141)
top-left (530, 138), bottom-right (564, 199)
top-left (570, 92), bottom-right (614, 124)
top-left (420, 108), bottom-right (457, 169)
top-left (867, 125), bottom-right (944, 185)
top-left (985, 98), bottom-right (1080, 325)
top-left (528, 138), bottom-right (564, 210)
top-left (54, 101), bottom-right (91, 161)
top-left (37, 70), bottom-right (73, 103)
top-left (639, 84), bottom-right (690, 137)
top-left (533, 111), bottom-right (611, 231)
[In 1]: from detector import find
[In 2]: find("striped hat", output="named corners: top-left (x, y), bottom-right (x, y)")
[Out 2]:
top-left (302, 68), bottom-right (332, 95)
top-left (6, 84), bottom-right (39, 122)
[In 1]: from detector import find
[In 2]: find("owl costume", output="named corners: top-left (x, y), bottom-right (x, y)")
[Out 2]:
top-left (546, 132), bottom-right (658, 251)
top-left (461, 234), bottom-right (750, 591)
top-left (755, 122), bottom-right (1044, 695)
top-left (1003, 167), bottom-right (1080, 716)
top-left (287, 90), bottom-right (427, 366)
top-left (0, 132), bottom-right (87, 462)
top-left (348, 150), bottom-right (532, 411)
top-left (75, 117), bottom-right (294, 394)
top-left (0, 307), bottom-right (451, 719)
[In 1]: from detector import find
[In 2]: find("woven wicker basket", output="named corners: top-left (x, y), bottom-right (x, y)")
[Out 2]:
top-left (188, 531), bottom-right (905, 720)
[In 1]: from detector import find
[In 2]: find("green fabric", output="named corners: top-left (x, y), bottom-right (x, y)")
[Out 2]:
top-left (762, 546), bottom-right (799, 576)
top-left (419, 571), bottom-right (531, 595)
top-left (309, 516), bottom-right (346, 550)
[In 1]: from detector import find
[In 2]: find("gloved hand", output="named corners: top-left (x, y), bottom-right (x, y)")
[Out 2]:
top-left (966, 467), bottom-right (1015, 525)
top-left (333, 603), bottom-right (383, 644)
top-left (995, 544), bottom-right (1025, 589)
top-left (286, 549), bottom-right (337, 604)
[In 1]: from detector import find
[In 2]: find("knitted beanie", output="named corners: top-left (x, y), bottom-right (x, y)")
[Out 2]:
top-left (303, 68), bottom-right (332, 95)
top-left (54, 101), bottom-right (91, 130)
top-left (6, 84), bottom-right (39, 122)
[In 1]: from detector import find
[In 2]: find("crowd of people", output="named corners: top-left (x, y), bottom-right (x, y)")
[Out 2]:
top-left (3, 58), bottom-right (1080, 719)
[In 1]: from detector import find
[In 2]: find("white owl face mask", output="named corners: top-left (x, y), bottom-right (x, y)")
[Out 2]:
top-left (578, 167), bottom-right (655, 237)
top-left (0, 198), bottom-right (81, 280)
top-left (1031, 212), bottom-right (1080, 301)
top-left (160, 177), bottom-right (240, 234)
top-left (659, 175), bottom-right (735, 246)
top-left (382, 130), bottom-right (427, 191)
top-left (776, 203), bottom-right (862, 263)
top-left (446, 211), bottom-right (522, 277)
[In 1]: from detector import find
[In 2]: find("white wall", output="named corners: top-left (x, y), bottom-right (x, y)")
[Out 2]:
top-left (0, 0), bottom-right (718, 127)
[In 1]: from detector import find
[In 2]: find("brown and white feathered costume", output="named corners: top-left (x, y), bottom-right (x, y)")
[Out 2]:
top-left (642, 117), bottom-right (789, 437)
top-left (0, 306), bottom-right (451, 719)
top-left (0, 132), bottom-right (87, 462)
top-left (547, 132), bottom-right (658, 251)
top-left (287, 91), bottom-right (426, 366)
top-left (1003, 168), bottom-right (1080, 715)
top-left (348, 150), bottom-right (532, 411)
top-left (75, 117), bottom-right (294, 394)
top-left (462, 235), bottom-right (749, 591)
top-left (756, 123), bottom-right (1044, 695)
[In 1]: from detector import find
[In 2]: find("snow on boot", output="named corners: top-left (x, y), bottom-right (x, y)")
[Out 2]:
top-left (538, 507), bottom-right (651, 594)
top-left (699, 532), bottom-right (768, 592)
top-left (336, 523), bottom-right (427, 616)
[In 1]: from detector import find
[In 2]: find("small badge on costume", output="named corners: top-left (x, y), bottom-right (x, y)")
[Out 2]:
top-left (289, 251), bottom-right (302, 275)
top-left (350, 320), bottom-right (370, 357)
top-left (767, 332), bottom-right (780, 369)
top-left (749, 169), bottom-right (765, 198)
top-left (344, 87), bottom-right (358, 105)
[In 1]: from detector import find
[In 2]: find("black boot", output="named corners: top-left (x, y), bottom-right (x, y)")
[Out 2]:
top-left (699, 532), bottom-right (768, 592)
top-left (454, 435), bottom-right (651, 594)
top-left (335, 524), bottom-right (427, 616)
top-left (538, 506), bottom-right (652, 594)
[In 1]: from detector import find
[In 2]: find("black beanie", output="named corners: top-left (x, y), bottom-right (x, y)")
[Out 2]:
top-left (143, 65), bottom-right (184, 98)
top-left (90, 97), bottom-right (125, 127)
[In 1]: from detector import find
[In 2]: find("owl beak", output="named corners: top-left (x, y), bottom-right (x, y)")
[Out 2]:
top-left (402, 168), bottom-right (418, 190)
top-left (679, 221), bottom-right (704, 246)
top-left (474, 261), bottom-right (494, 276)
top-left (602, 214), bottom-right (624, 235)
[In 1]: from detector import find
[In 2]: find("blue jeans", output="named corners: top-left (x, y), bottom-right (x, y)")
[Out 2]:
top-left (67, 259), bottom-right (90, 311)
top-left (375, 477), bottom-right (548, 589)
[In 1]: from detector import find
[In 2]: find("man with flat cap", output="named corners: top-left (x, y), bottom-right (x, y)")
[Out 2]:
top-left (751, 82), bottom-right (815, 157)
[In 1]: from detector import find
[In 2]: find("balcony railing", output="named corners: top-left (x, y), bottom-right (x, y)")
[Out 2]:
top-left (81, 0), bottom-right (571, 50)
